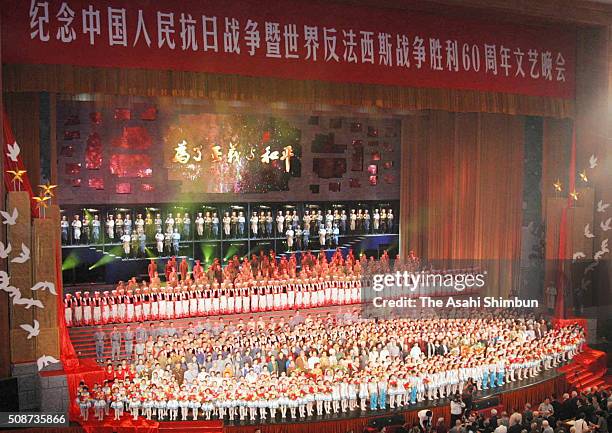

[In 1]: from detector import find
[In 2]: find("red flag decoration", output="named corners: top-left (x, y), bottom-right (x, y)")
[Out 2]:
top-left (2, 109), bottom-right (38, 217)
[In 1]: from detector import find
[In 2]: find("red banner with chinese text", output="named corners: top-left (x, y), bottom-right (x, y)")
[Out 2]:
top-left (1, 0), bottom-right (575, 98)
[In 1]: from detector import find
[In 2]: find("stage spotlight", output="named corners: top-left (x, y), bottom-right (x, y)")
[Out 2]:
top-left (200, 244), bottom-right (215, 264)
top-left (224, 245), bottom-right (239, 259)
top-left (89, 246), bottom-right (123, 269)
top-left (61, 252), bottom-right (81, 271)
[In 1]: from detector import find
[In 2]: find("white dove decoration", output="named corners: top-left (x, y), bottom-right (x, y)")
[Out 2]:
top-left (31, 281), bottom-right (57, 296)
top-left (601, 217), bottom-right (611, 232)
top-left (0, 285), bottom-right (21, 300)
top-left (20, 319), bottom-right (40, 339)
top-left (6, 141), bottom-right (20, 162)
top-left (597, 200), bottom-right (610, 213)
top-left (13, 296), bottom-right (44, 309)
top-left (594, 239), bottom-right (609, 261)
top-left (0, 208), bottom-right (18, 225)
top-left (589, 154), bottom-right (597, 169)
top-left (11, 244), bottom-right (30, 264)
top-left (580, 277), bottom-right (591, 291)
top-left (584, 224), bottom-right (595, 239)
top-left (0, 271), bottom-right (9, 289)
top-left (37, 355), bottom-right (60, 371)
top-left (0, 241), bottom-right (11, 259)
top-left (584, 261), bottom-right (598, 274)
top-left (572, 252), bottom-right (586, 262)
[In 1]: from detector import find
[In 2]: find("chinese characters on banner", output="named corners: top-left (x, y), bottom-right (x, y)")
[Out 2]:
top-left (175, 140), bottom-right (294, 172)
top-left (2, 0), bottom-right (575, 98)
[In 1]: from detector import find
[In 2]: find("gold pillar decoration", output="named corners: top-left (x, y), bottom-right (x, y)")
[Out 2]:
top-left (32, 204), bottom-right (61, 360)
top-left (7, 191), bottom-right (35, 363)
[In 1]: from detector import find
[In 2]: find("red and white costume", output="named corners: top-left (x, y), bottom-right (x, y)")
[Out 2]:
top-left (101, 292), bottom-right (111, 324)
top-left (117, 290), bottom-right (126, 322)
top-left (110, 291), bottom-right (119, 322)
top-left (64, 294), bottom-right (73, 326)
top-left (158, 289), bottom-right (167, 319)
top-left (92, 292), bottom-right (102, 324)
top-left (204, 288), bottom-right (213, 316)
top-left (142, 288), bottom-right (151, 320)
top-left (227, 289), bottom-right (235, 315)
top-left (197, 288), bottom-right (205, 316)
top-left (242, 285), bottom-right (250, 313)
top-left (134, 290), bottom-right (143, 322)
top-left (83, 292), bottom-right (92, 325)
top-left (126, 291), bottom-right (134, 322)
top-left (250, 285), bottom-right (259, 313)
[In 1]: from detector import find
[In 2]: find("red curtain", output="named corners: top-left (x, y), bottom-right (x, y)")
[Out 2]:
top-left (400, 111), bottom-right (525, 296)
top-left (2, 109), bottom-right (38, 216)
top-left (64, 358), bottom-right (106, 420)
top-left (56, 240), bottom-right (80, 371)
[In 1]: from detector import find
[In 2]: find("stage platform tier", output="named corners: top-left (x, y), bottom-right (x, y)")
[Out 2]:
top-left (68, 304), bottom-right (357, 360)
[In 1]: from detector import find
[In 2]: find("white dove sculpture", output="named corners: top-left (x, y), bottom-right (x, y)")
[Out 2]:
top-left (31, 281), bottom-right (57, 296)
top-left (589, 154), bottom-right (598, 169)
top-left (584, 261), bottom-right (598, 274)
top-left (0, 208), bottom-right (18, 226)
top-left (20, 319), bottom-right (40, 339)
top-left (580, 277), bottom-right (591, 291)
top-left (13, 296), bottom-right (44, 309)
top-left (594, 239), bottom-right (609, 261)
top-left (584, 224), bottom-right (595, 239)
top-left (6, 141), bottom-right (20, 162)
top-left (37, 355), bottom-right (60, 371)
top-left (11, 244), bottom-right (30, 264)
top-left (0, 285), bottom-right (21, 299)
top-left (0, 241), bottom-right (11, 259)
top-left (597, 200), bottom-right (610, 213)
top-left (572, 252), bottom-right (586, 262)
top-left (0, 271), bottom-right (9, 289)
top-left (601, 217), bottom-right (611, 232)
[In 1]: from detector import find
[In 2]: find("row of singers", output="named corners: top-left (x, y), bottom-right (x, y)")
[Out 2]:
top-left (60, 208), bottom-right (396, 245)
top-left (64, 279), bottom-right (362, 327)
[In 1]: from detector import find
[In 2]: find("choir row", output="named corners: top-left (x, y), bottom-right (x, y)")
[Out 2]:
top-left (65, 278), bottom-right (363, 327)
top-left (61, 208), bottom-right (396, 245)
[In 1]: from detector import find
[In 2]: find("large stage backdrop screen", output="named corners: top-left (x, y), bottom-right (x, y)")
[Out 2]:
top-left (56, 98), bottom-right (401, 204)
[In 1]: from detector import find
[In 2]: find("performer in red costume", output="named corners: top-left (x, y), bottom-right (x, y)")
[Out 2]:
top-left (193, 259), bottom-right (204, 281)
top-left (148, 260), bottom-right (157, 282)
top-left (179, 258), bottom-right (189, 281)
